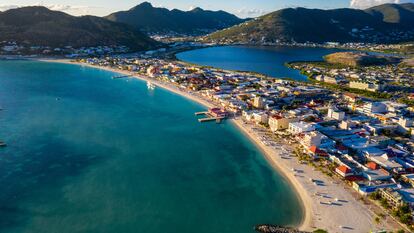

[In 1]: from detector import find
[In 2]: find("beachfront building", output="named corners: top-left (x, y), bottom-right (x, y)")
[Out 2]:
top-left (302, 131), bottom-right (323, 148)
top-left (288, 122), bottom-right (315, 135)
top-left (253, 112), bottom-right (269, 125)
top-left (269, 115), bottom-right (294, 132)
top-left (336, 165), bottom-right (354, 178)
top-left (379, 188), bottom-right (405, 209)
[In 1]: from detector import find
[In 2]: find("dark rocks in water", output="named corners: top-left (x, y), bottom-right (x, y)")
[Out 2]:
top-left (254, 224), bottom-right (310, 233)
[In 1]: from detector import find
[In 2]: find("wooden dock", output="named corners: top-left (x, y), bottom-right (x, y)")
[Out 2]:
top-left (195, 109), bottom-right (227, 124)
top-left (195, 111), bottom-right (209, 116)
top-left (198, 117), bottom-right (225, 123)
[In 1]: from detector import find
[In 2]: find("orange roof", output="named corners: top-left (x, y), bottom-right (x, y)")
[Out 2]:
top-left (309, 145), bottom-right (317, 153)
top-left (337, 165), bottom-right (351, 174)
top-left (367, 162), bottom-right (379, 170)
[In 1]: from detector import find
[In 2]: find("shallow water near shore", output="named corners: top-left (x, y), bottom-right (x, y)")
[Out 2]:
top-left (176, 45), bottom-right (345, 81)
top-left (0, 61), bottom-right (302, 233)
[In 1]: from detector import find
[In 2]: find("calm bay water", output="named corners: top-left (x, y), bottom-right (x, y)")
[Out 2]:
top-left (0, 61), bottom-right (302, 233)
top-left (176, 45), bottom-right (345, 81)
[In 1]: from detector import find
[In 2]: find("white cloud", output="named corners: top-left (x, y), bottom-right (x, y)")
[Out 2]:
top-left (0, 3), bottom-right (100, 16)
top-left (350, 0), bottom-right (414, 9)
top-left (0, 5), bottom-right (19, 12)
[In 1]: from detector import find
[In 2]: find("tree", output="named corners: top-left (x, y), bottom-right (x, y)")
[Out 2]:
top-left (400, 213), bottom-right (412, 225)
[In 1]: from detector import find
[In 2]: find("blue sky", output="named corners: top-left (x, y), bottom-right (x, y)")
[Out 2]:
top-left (1, 0), bottom-right (413, 17)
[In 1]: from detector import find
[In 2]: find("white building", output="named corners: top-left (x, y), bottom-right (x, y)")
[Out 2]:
top-left (327, 107), bottom-right (345, 121)
top-left (363, 102), bottom-right (387, 115)
top-left (288, 122), bottom-right (315, 135)
top-left (302, 131), bottom-right (323, 147)
top-left (253, 112), bottom-right (268, 125)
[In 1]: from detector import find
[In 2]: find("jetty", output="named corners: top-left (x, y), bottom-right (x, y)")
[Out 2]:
top-left (254, 225), bottom-right (310, 233)
top-left (195, 108), bottom-right (228, 124)
top-left (112, 74), bottom-right (132, 79)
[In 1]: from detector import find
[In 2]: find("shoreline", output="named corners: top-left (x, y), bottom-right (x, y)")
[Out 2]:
top-left (38, 58), bottom-right (401, 233)
top-left (39, 58), bottom-right (312, 230)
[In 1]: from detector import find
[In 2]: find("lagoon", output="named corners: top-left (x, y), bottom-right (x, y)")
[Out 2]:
top-left (176, 45), bottom-right (345, 81)
top-left (0, 61), bottom-right (302, 233)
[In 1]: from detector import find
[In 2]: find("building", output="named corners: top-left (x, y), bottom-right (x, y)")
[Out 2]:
top-left (269, 115), bottom-right (293, 132)
top-left (302, 131), bottom-right (323, 147)
top-left (343, 93), bottom-right (359, 103)
top-left (208, 108), bottom-right (228, 118)
top-left (327, 107), bottom-right (345, 121)
top-left (288, 122), bottom-right (315, 135)
top-left (379, 188), bottom-right (405, 209)
top-left (363, 168), bottom-right (391, 181)
top-left (252, 112), bottom-right (269, 125)
top-left (253, 96), bottom-right (265, 109)
top-left (336, 165), bottom-right (354, 178)
top-left (363, 102), bottom-right (387, 115)
top-left (349, 81), bottom-right (384, 92)
top-left (402, 174), bottom-right (414, 187)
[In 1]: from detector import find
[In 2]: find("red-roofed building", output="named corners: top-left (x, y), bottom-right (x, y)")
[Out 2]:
top-left (367, 162), bottom-right (379, 170)
top-left (209, 108), bottom-right (228, 118)
top-left (336, 165), bottom-right (354, 178)
top-left (308, 146), bottom-right (329, 158)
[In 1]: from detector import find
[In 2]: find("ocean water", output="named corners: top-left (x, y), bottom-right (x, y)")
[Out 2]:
top-left (176, 45), bottom-right (345, 81)
top-left (0, 61), bottom-right (302, 233)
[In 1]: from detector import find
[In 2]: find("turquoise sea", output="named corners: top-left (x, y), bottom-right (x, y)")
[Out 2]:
top-left (176, 45), bottom-right (345, 81)
top-left (0, 61), bottom-right (302, 233)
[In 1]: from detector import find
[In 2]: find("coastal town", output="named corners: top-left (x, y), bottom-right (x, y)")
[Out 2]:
top-left (2, 1), bottom-right (414, 233)
top-left (72, 49), bottom-right (414, 232)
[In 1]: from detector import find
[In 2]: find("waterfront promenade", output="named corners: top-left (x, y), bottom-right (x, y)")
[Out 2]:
top-left (42, 58), bottom-right (403, 233)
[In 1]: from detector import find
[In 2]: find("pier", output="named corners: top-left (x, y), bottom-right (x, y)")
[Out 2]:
top-left (195, 108), bottom-right (228, 124)
top-left (112, 74), bottom-right (132, 79)
top-left (198, 116), bottom-right (225, 123)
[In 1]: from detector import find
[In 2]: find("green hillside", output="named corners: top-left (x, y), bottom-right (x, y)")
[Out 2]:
top-left (0, 6), bottom-right (158, 50)
top-left (206, 3), bottom-right (414, 44)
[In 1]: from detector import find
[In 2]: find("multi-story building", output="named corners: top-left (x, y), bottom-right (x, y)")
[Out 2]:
top-left (288, 122), bottom-right (315, 135)
top-left (269, 115), bottom-right (295, 132)
top-left (302, 131), bottom-right (323, 147)
top-left (363, 102), bottom-right (387, 115)
top-left (253, 96), bottom-right (265, 109)
top-left (327, 107), bottom-right (345, 121)
top-left (349, 81), bottom-right (384, 92)
top-left (379, 188), bottom-right (405, 209)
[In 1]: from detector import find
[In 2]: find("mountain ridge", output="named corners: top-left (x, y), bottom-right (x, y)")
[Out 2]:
top-left (205, 3), bottom-right (414, 44)
top-left (0, 6), bottom-right (158, 50)
top-left (105, 2), bottom-right (246, 35)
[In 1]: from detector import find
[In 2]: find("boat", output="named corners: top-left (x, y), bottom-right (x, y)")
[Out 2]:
top-left (147, 81), bottom-right (156, 90)
top-left (0, 141), bottom-right (6, 147)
